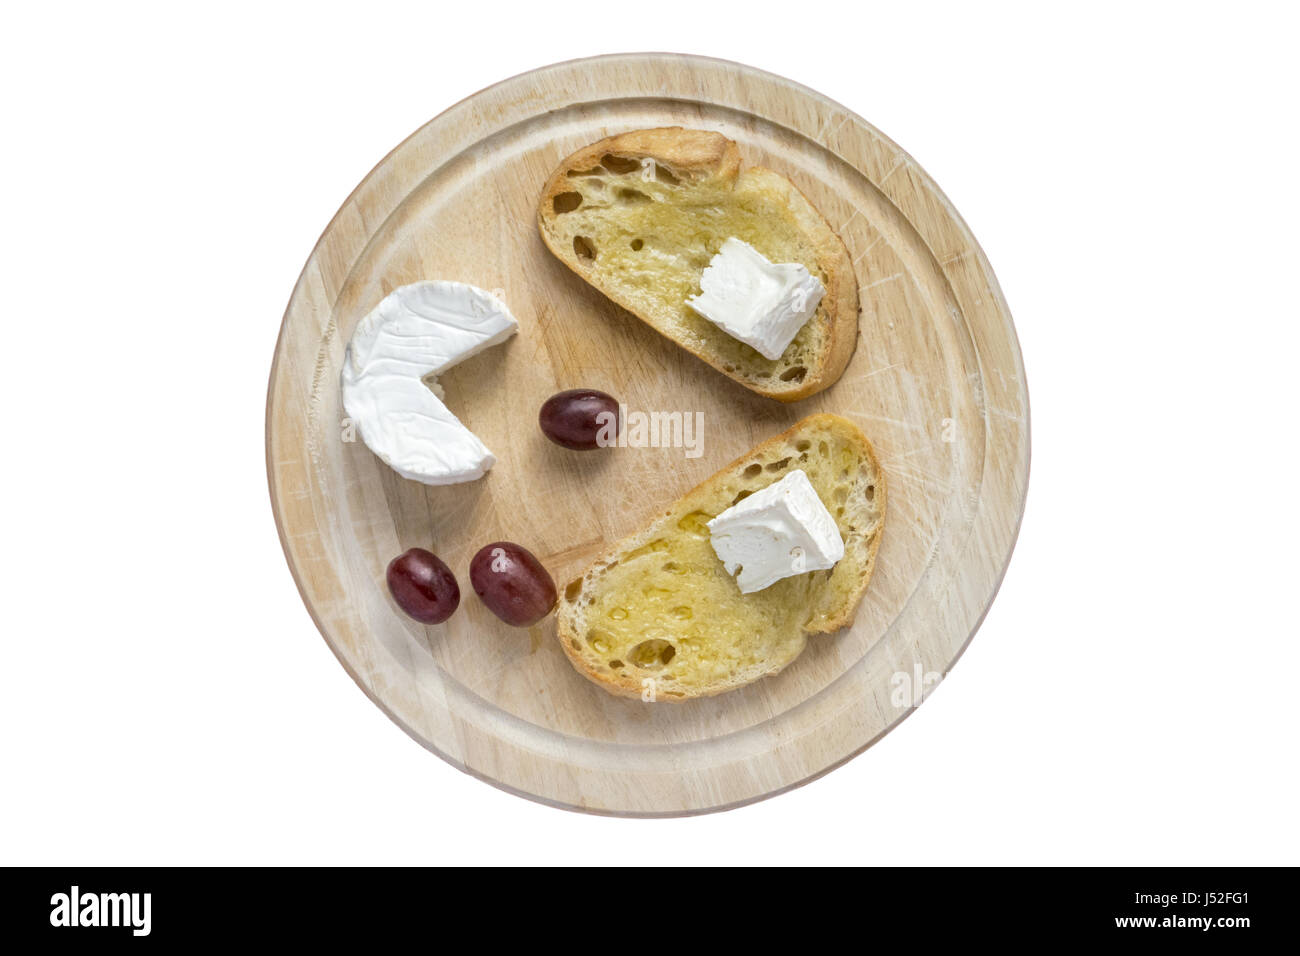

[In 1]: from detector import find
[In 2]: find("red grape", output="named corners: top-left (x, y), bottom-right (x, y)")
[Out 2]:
top-left (387, 548), bottom-right (459, 624)
top-left (539, 388), bottom-right (619, 450)
top-left (470, 541), bottom-right (557, 627)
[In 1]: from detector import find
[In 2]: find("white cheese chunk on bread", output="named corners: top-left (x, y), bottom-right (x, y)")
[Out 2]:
top-left (708, 468), bottom-right (845, 594)
top-left (557, 414), bottom-right (885, 700)
top-left (688, 238), bottom-right (825, 360)
top-left (341, 281), bottom-right (517, 484)
top-left (537, 128), bottom-right (859, 402)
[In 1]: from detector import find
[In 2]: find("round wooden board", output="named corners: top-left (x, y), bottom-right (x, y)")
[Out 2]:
top-left (267, 53), bottom-right (1029, 816)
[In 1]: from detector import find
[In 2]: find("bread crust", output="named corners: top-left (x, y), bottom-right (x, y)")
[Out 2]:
top-left (555, 414), bottom-right (885, 701)
top-left (537, 128), bottom-right (858, 402)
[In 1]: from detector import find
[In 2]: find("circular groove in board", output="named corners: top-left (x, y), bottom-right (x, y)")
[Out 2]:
top-left (267, 53), bottom-right (1030, 816)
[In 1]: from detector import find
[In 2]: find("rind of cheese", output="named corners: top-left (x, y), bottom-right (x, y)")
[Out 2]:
top-left (340, 281), bottom-right (517, 485)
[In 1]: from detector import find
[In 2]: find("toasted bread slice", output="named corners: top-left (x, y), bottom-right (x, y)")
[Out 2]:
top-left (537, 128), bottom-right (859, 401)
top-left (556, 414), bottom-right (885, 700)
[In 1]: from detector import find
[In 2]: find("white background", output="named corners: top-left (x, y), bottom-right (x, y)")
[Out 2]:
top-left (2, 2), bottom-right (1297, 865)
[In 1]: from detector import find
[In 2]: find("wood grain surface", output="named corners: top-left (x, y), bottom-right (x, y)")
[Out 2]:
top-left (266, 53), bottom-right (1030, 815)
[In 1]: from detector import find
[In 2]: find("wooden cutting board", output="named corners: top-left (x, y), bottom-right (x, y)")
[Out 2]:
top-left (266, 53), bottom-right (1029, 815)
